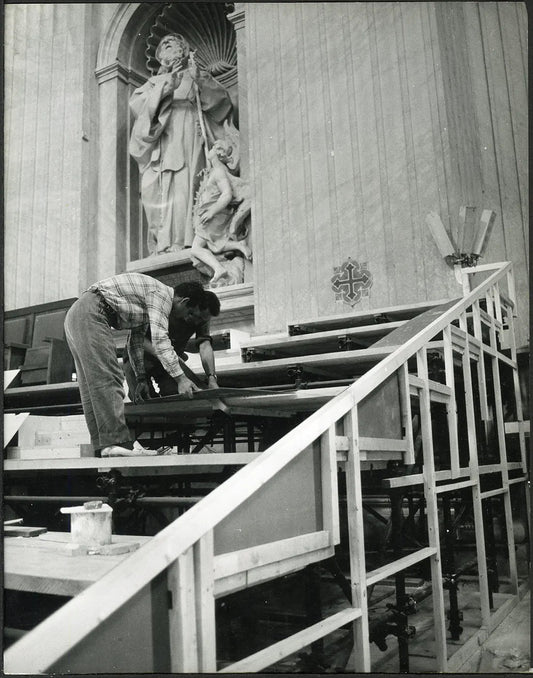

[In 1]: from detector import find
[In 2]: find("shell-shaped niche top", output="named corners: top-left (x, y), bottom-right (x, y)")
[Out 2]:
top-left (145, 2), bottom-right (237, 89)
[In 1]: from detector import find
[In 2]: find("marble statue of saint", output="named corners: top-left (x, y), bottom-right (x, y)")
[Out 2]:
top-left (129, 34), bottom-right (234, 255)
top-left (189, 129), bottom-right (251, 286)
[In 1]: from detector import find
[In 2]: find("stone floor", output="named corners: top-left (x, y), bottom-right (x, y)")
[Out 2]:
top-left (458, 588), bottom-right (530, 673)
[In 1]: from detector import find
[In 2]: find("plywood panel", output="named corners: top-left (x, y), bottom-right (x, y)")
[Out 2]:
top-left (50, 573), bottom-right (171, 674)
top-left (214, 442), bottom-right (323, 554)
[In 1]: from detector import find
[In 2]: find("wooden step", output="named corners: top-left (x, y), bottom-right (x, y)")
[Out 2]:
top-left (287, 299), bottom-right (453, 335)
top-left (240, 320), bottom-right (406, 361)
top-left (4, 452), bottom-right (262, 476)
top-left (213, 345), bottom-right (398, 387)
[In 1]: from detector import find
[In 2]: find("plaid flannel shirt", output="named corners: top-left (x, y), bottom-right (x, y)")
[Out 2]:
top-left (88, 272), bottom-right (184, 380)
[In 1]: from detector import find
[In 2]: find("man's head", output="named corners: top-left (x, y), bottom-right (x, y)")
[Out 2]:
top-left (156, 34), bottom-right (190, 71)
top-left (208, 140), bottom-right (232, 165)
top-left (171, 281), bottom-right (220, 328)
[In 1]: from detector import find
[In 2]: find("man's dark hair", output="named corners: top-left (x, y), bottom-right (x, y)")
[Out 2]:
top-left (173, 281), bottom-right (221, 316)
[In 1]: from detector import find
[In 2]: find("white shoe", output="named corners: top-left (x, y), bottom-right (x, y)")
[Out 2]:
top-left (101, 443), bottom-right (158, 457)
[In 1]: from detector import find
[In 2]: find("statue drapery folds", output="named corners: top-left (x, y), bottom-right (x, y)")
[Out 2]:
top-left (129, 29), bottom-right (252, 286)
top-left (129, 34), bottom-right (234, 254)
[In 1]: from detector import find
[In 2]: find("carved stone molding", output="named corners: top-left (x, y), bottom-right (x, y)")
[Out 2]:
top-left (227, 3), bottom-right (245, 32)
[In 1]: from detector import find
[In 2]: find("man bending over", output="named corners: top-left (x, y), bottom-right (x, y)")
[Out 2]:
top-left (64, 274), bottom-right (220, 457)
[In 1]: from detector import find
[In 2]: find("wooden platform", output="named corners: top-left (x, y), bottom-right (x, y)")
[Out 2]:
top-left (288, 299), bottom-right (453, 334)
top-left (3, 452), bottom-right (262, 476)
top-left (5, 531), bottom-right (152, 597)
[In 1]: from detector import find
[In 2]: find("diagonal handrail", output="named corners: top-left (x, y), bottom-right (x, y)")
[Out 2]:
top-left (4, 261), bottom-right (513, 674)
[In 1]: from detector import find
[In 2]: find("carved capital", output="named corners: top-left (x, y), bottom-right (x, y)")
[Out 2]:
top-left (227, 3), bottom-right (246, 31)
top-left (95, 61), bottom-right (130, 85)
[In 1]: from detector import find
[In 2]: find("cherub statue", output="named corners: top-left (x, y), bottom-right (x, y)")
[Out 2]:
top-left (189, 126), bottom-right (252, 285)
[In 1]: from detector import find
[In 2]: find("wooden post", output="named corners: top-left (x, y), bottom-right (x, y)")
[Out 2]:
top-left (321, 425), bottom-right (340, 544)
top-left (487, 310), bottom-right (519, 594)
top-left (194, 532), bottom-right (217, 672)
top-left (461, 332), bottom-right (491, 626)
top-left (416, 349), bottom-right (447, 671)
top-left (168, 548), bottom-right (199, 672)
top-left (344, 405), bottom-right (371, 672)
top-left (471, 299), bottom-right (489, 420)
top-left (443, 326), bottom-right (460, 476)
top-left (168, 533), bottom-right (217, 672)
top-left (398, 363), bottom-right (415, 465)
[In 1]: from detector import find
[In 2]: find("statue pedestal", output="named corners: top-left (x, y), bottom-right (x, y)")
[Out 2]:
top-left (125, 252), bottom-right (254, 332)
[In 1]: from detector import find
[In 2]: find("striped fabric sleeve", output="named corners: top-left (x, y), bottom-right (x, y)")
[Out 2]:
top-left (127, 327), bottom-right (147, 379)
top-left (145, 289), bottom-right (184, 379)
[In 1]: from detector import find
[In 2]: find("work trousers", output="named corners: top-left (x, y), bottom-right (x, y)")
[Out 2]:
top-left (64, 291), bottom-right (132, 452)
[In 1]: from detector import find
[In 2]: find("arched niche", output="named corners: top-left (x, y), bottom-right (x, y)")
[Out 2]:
top-left (94, 2), bottom-right (243, 279)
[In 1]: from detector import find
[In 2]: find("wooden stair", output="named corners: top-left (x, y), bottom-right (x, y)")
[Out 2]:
top-left (4, 266), bottom-right (529, 674)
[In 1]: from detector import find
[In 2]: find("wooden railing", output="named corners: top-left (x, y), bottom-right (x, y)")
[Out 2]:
top-left (4, 262), bottom-right (528, 674)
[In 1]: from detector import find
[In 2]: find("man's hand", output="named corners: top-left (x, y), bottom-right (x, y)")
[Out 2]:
top-left (134, 378), bottom-right (151, 403)
top-left (176, 373), bottom-right (200, 399)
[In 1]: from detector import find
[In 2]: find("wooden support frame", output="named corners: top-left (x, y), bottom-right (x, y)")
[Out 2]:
top-left (4, 262), bottom-right (527, 676)
top-left (344, 406), bottom-right (371, 672)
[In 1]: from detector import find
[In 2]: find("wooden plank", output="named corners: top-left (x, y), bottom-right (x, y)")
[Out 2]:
top-left (366, 547), bottom-right (436, 587)
top-left (4, 542), bottom-right (127, 596)
top-left (288, 298), bottom-right (453, 333)
top-left (408, 374), bottom-right (452, 397)
top-left (344, 406), bottom-right (371, 671)
top-left (504, 421), bottom-right (530, 435)
top-left (435, 479), bottom-right (476, 494)
top-left (462, 329), bottom-right (491, 627)
top-left (215, 546), bottom-right (335, 597)
top-left (416, 349), bottom-right (447, 671)
top-left (398, 363), bottom-right (415, 464)
top-left (4, 453), bottom-right (261, 474)
top-left (359, 436), bottom-right (407, 452)
top-left (4, 526), bottom-right (47, 537)
top-left (480, 487), bottom-right (507, 500)
top-left (488, 320), bottom-right (519, 594)
top-left (193, 532), bottom-right (216, 673)
top-left (213, 531), bottom-right (330, 580)
top-left (443, 326), bottom-right (460, 476)
top-left (471, 299), bottom-right (489, 420)
top-left (425, 211), bottom-right (456, 257)
top-left (321, 425), bottom-right (340, 543)
top-left (219, 608), bottom-right (361, 673)
top-left (241, 320), bottom-right (405, 352)
top-left (167, 548), bottom-right (198, 672)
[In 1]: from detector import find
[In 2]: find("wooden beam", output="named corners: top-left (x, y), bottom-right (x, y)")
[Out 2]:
top-left (168, 548), bottom-right (198, 672)
top-left (443, 326), bottom-right (460, 476)
top-left (366, 547), bottom-right (437, 587)
top-left (417, 349), bottom-right (447, 671)
top-left (219, 608), bottom-right (361, 673)
top-left (214, 531), bottom-right (330, 580)
top-left (321, 426), bottom-right (340, 543)
top-left (193, 532), bottom-right (216, 672)
top-left (215, 546), bottom-right (335, 597)
top-left (344, 406), bottom-right (371, 671)
top-left (398, 363), bottom-right (415, 464)
top-left (435, 479), bottom-right (477, 494)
